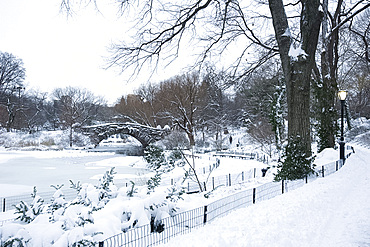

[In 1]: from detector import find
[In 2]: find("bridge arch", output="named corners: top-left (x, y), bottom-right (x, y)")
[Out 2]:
top-left (82, 123), bottom-right (170, 148)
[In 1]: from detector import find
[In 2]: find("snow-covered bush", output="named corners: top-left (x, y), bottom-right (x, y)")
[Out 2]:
top-left (69, 168), bottom-right (118, 210)
top-left (95, 168), bottom-right (118, 204)
top-left (14, 187), bottom-right (44, 223)
top-left (126, 181), bottom-right (138, 198)
top-left (274, 137), bottom-right (316, 181)
top-left (0, 166), bottom-right (191, 246)
top-left (158, 130), bottom-right (190, 149)
top-left (48, 185), bottom-right (67, 222)
top-left (143, 144), bottom-right (167, 171)
top-left (147, 173), bottom-right (162, 194)
top-left (0, 130), bottom-right (93, 150)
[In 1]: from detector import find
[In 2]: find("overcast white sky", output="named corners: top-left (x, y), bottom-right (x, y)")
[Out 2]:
top-left (0, 0), bottom-right (188, 105)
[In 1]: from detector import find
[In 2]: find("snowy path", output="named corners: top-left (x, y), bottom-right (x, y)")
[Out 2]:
top-left (164, 145), bottom-right (370, 247)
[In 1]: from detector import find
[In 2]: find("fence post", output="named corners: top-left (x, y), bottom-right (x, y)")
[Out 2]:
top-left (99, 241), bottom-right (104, 247)
top-left (212, 177), bottom-right (215, 190)
top-left (252, 188), bottom-right (256, 204)
top-left (282, 180), bottom-right (285, 194)
top-left (171, 178), bottom-right (174, 186)
top-left (242, 171), bottom-right (244, 181)
top-left (336, 161), bottom-right (338, 171)
top-left (203, 205), bottom-right (208, 224)
top-left (254, 168), bottom-right (256, 178)
top-left (2, 198), bottom-right (5, 212)
top-left (229, 174), bottom-right (231, 186)
top-left (322, 166), bottom-right (325, 177)
top-left (305, 176), bottom-right (308, 184)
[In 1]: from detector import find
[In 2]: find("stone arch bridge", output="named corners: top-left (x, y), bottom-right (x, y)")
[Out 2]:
top-left (81, 123), bottom-right (170, 148)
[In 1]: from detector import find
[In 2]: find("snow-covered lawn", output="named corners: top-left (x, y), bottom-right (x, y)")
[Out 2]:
top-left (163, 145), bottom-right (370, 247)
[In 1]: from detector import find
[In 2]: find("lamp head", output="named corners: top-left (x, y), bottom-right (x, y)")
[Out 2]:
top-left (338, 90), bottom-right (347, 101)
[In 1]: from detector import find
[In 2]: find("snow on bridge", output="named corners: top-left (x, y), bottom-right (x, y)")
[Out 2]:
top-left (81, 122), bottom-right (170, 147)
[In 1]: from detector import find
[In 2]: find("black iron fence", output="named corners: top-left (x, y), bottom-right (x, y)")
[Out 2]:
top-left (0, 146), bottom-right (354, 243)
top-left (98, 146), bottom-right (354, 247)
top-left (0, 151), bottom-right (264, 214)
top-left (100, 207), bottom-right (205, 247)
top-left (213, 150), bottom-right (269, 164)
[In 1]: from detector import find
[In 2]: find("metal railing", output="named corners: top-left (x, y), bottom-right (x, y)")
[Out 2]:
top-left (98, 146), bottom-right (354, 247)
top-left (99, 207), bottom-right (205, 247)
top-left (1, 146), bottom-right (354, 246)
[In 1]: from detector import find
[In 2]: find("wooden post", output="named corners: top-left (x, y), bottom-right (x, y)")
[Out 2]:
top-left (282, 180), bottom-right (285, 194)
top-left (212, 177), bottom-right (215, 190)
top-left (2, 198), bottom-right (5, 212)
top-left (229, 174), bottom-right (231, 186)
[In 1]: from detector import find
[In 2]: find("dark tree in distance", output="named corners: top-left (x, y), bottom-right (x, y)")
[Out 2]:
top-left (341, 9), bottom-right (370, 119)
top-left (156, 72), bottom-right (201, 147)
top-left (53, 86), bottom-right (105, 147)
top-left (0, 51), bottom-right (26, 131)
top-left (0, 52), bottom-right (26, 100)
top-left (313, 0), bottom-right (370, 152)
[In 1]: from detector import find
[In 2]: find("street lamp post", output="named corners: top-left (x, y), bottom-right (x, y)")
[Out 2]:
top-left (338, 90), bottom-right (347, 162)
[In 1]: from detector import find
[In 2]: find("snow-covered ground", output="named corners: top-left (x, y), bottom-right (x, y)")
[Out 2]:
top-left (163, 145), bottom-right (370, 247)
top-left (0, 121), bottom-right (369, 246)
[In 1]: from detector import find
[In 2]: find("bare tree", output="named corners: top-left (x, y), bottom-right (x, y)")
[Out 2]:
top-left (0, 52), bottom-right (26, 131)
top-left (157, 72), bottom-right (201, 147)
top-left (59, 0), bottom-right (367, 157)
top-left (313, 0), bottom-right (370, 152)
top-left (115, 94), bottom-right (151, 125)
top-left (21, 90), bottom-right (48, 132)
top-left (0, 52), bottom-right (26, 100)
top-left (53, 86), bottom-right (105, 147)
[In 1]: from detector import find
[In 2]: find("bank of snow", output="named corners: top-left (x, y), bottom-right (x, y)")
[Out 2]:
top-left (163, 145), bottom-right (370, 247)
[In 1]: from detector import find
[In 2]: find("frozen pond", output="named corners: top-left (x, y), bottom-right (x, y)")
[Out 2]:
top-left (0, 149), bottom-right (151, 196)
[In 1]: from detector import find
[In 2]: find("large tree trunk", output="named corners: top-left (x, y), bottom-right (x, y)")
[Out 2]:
top-left (315, 0), bottom-right (342, 151)
top-left (269, 0), bottom-right (322, 155)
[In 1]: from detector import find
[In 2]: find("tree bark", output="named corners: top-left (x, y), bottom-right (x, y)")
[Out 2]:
top-left (269, 0), bottom-right (322, 155)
